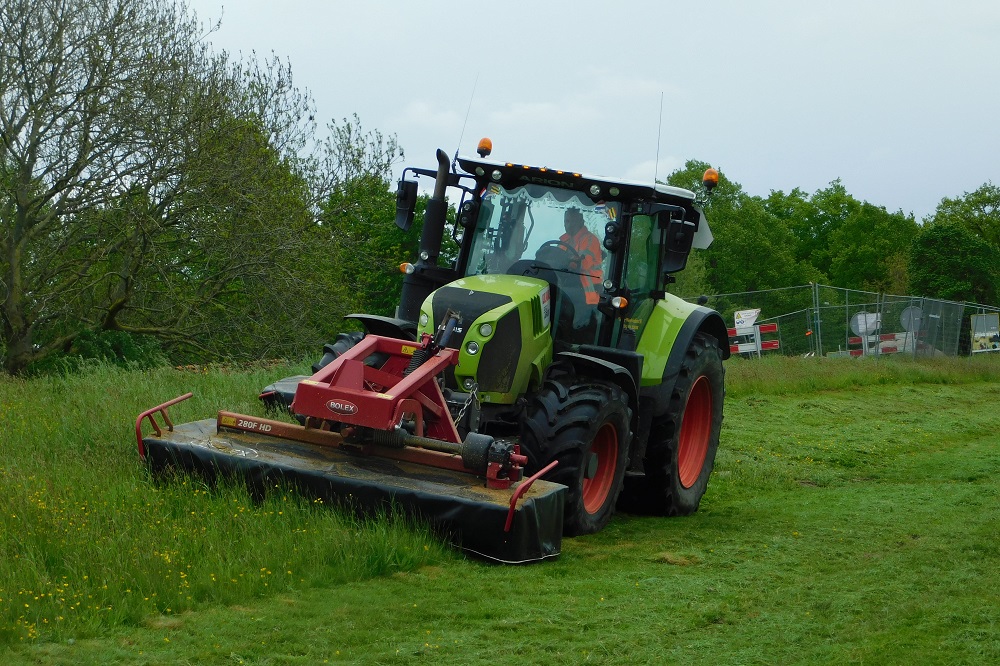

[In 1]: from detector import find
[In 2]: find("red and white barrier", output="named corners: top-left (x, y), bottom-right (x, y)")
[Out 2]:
top-left (728, 322), bottom-right (780, 356)
top-left (847, 332), bottom-right (906, 356)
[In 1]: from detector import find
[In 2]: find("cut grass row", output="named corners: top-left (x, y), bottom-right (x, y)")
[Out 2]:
top-left (2, 354), bottom-right (1000, 663)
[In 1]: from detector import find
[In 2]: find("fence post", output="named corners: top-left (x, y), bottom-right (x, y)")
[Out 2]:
top-left (875, 292), bottom-right (884, 362)
top-left (845, 289), bottom-right (850, 356)
top-left (812, 282), bottom-right (823, 357)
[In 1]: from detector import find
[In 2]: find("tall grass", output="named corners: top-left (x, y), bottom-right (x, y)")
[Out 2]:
top-left (725, 352), bottom-right (1000, 398)
top-left (0, 364), bottom-right (449, 645)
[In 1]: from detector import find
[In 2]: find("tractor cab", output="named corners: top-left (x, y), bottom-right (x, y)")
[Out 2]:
top-left (439, 153), bottom-right (717, 354)
top-left (463, 181), bottom-right (613, 346)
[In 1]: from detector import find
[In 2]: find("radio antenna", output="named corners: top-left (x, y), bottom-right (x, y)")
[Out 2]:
top-left (453, 72), bottom-right (480, 171)
top-left (653, 91), bottom-right (664, 184)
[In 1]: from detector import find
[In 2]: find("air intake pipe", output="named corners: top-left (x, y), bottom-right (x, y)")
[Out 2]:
top-left (397, 149), bottom-right (451, 322)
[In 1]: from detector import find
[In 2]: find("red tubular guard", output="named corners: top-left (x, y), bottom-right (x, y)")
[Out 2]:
top-left (505, 460), bottom-right (559, 532)
top-left (135, 393), bottom-right (193, 460)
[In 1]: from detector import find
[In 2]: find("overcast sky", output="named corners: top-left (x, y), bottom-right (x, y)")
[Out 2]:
top-left (184, 1), bottom-right (999, 220)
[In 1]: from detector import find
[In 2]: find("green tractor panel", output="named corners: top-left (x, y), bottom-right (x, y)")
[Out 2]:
top-left (137, 141), bottom-right (728, 562)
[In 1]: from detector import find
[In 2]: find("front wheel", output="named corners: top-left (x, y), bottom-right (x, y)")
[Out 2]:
top-left (521, 380), bottom-right (632, 535)
top-left (640, 332), bottom-right (725, 515)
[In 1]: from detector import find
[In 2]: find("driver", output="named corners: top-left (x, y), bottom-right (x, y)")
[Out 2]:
top-left (560, 207), bottom-right (603, 304)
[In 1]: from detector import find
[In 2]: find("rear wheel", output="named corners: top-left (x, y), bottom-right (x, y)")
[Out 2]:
top-left (641, 332), bottom-right (724, 515)
top-left (521, 379), bottom-right (632, 535)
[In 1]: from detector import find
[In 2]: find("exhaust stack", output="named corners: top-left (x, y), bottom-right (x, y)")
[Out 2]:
top-left (397, 149), bottom-right (451, 322)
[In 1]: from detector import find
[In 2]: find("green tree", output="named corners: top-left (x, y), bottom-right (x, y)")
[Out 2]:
top-left (909, 223), bottom-right (1000, 305)
top-left (929, 182), bottom-right (1000, 248)
top-left (114, 116), bottom-right (321, 362)
top-left (764, 180), bottom-right (862, 279)
top-left (321, 183), bottom-right (461, 322)
top-left (827, 203), bottom-right (918, 293)
top-left (667, 161), bottom-right (820, 296)
top-left (0, 0), bottom-right (319, 373)
top-left (313, 117), bottom-right (466, 325)
top-left (315, 117), bottom-right (411, 321)
top-left (322, 173), bottom-right (416, 318)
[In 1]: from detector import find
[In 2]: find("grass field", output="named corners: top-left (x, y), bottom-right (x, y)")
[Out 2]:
top-left (3, 355), bottom-right (1000, 664)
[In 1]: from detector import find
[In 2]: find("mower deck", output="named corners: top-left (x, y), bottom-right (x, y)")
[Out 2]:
top-left (142, 418), bottom-right (565, 563)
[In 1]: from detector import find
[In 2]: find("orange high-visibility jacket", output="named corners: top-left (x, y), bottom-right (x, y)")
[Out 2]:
top-left (560, 227), bottom-right (603, 304)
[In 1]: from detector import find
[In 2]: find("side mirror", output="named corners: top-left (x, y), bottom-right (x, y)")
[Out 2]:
top-left (394, 179), bottom-right (418, 231)
top-left (658, 212), bottom-right (696, 274)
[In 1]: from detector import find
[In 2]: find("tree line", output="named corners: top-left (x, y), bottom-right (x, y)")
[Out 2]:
top-left (666, 162), bottom-right (1000, 309)
top-left (2, 0), bottom-right (997, 375)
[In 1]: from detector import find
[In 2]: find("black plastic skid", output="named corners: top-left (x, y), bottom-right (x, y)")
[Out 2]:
top-left (143, 419), bottom-right (564, 564)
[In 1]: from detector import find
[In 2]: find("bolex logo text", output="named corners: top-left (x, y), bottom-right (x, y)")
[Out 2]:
top-left (326, 400), bottom-right (359, 416)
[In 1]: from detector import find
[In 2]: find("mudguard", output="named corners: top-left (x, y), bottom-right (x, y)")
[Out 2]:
top-left (552, 350), bottom-right (640, 437)
top-left (639, 302), bottom-right (729, 418)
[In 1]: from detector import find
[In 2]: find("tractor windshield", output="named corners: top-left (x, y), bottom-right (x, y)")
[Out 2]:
top-left (466, 183), bottom-right (617, 280)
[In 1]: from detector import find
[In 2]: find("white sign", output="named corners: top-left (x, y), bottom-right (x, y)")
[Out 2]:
top-left (971, 313), bottom-right (1000, 353)
top-left (734, 309), bottom-right (760, 328)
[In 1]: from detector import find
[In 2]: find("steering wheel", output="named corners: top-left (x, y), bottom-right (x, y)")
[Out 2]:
top-left (534, 240), bottom-right (582, 270)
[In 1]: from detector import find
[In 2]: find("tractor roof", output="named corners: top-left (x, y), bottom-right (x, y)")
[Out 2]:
top-left (456, 155), bottom-right (698, 208)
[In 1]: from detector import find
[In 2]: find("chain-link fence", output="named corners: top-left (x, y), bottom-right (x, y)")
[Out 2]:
top-left (688, 284), bottom-right (988, 359)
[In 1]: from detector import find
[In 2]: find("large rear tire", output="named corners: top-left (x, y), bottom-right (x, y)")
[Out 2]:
top-left (521, 379), bottom-right (632, 535)
top-left (641, 332), bottom-right (724, 515)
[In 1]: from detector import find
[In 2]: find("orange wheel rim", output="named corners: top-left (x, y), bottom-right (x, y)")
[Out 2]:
top-left (678, 376), bottom-right (712, 489)
top-left (582, 423), bottom-right (618, 514)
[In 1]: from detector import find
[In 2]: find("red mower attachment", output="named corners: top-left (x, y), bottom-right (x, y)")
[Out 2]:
top-left (289, 332), bottom-right (529, 490)
top-left (134, 332), bottom-right (566, 563)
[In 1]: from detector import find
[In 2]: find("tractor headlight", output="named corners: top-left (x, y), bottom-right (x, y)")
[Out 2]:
top-left (465, 341), bottom-right (480, 355)
top-left (419, 313), bottom-right (429, 327)
top-left (478, 323), bottom-right (493, 337)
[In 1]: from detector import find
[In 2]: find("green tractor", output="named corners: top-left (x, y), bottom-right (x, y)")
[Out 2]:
top-left (263, 140), bottom-right (730, 537)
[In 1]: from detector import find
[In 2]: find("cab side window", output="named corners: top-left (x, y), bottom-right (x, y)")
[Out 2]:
top-left (624, 214), bottom-right (659, 295)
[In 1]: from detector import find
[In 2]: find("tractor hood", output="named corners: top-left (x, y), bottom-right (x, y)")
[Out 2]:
top-left (418, 274), bottom-right (554, 405)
